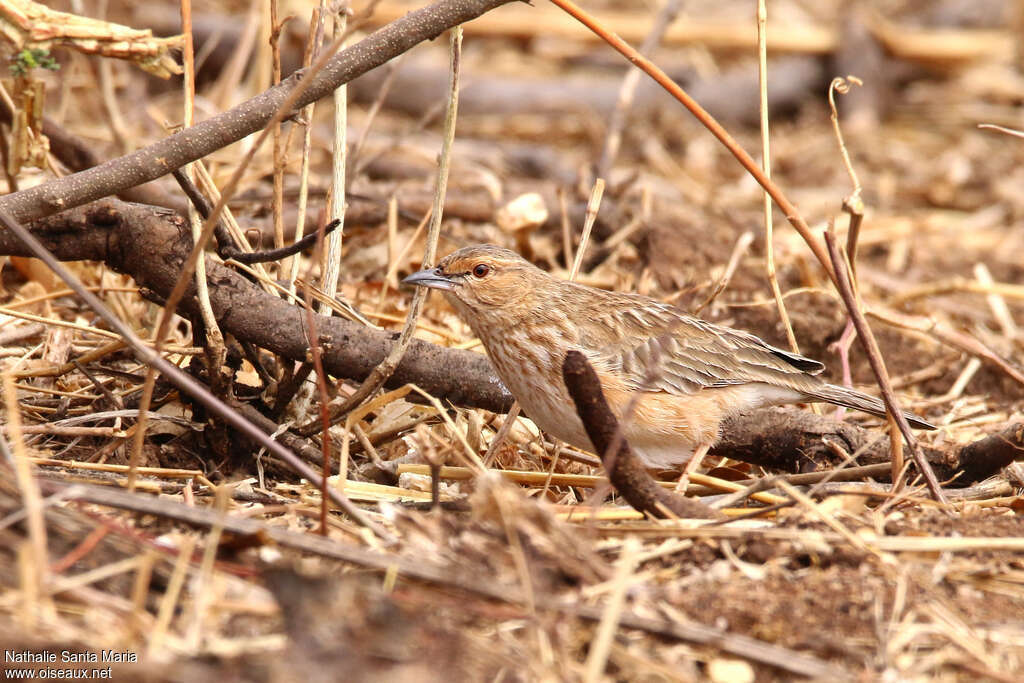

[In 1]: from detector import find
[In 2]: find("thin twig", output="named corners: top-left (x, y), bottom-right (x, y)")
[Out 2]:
top-left (828, 76), bottom-right (865, 267)
top-left (548, 0), bottom-right (839, 287)
top-left (228, 220), bottom-right (342, 265)
top-left (130, 23), bottom-right (359, 486)
top-left (693, 231), bottom-right (754, 316)
top-left (169, 169), bottom-right (235, 254)
top-left (596, 0), bottom-right (681, 179)
top-left (287, 6), bottom-right (326, 293)
top-left (320, 3), bottom-right (350, 313)
top-left (756, 0), bottom-right (800, 355)
top-left (307, 26), bottom-right (464, 432)
top-left (824, 226), bottom-right (947, 503)
top-left (0, 0), bottom-right (517, 227)
top-left (10, 200), bottom-right (514, 413)
top-left (569, 178), bottom-right (605, 281)
top-left (133, 0), bottom-right (225, 492)
top-left (180, 0), bottom-right (221, 353)
top-left (301, 219), bottom-right (336, 536)
top-left (0, 208), bottom-right (396, 542)
top-left (825, 76), bottom-right (902, 480)
top-left (826, 76), bottom-right (866, 417)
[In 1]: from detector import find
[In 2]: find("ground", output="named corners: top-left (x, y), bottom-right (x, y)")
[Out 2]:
top-left (0, 0), bottom-right (1022, 680)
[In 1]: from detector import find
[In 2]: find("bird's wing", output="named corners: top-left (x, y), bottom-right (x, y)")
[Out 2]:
top-left (586, 302), bottom-right (826, 396)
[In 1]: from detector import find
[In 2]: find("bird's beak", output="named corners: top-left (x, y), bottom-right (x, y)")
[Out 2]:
top-left (402, 267), bottom-right (456, 291)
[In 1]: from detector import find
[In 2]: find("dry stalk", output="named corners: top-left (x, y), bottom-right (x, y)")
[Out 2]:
top-left (93, 38), bottom-right (129, 155)
top-left (287, 7), bottom-right (326, 293)
top-left (825, 76), bottom-right (865, 393)
top-left (978, 123), bottom-right (1024, 138)
top-left (823, 76), bottom-right (906, 481)
top-left (488, 177), bottom-right (604, 467)
top-left (548, 0), bottom-right (838, 287)
top-left (209, 0), bottom-right (260, 110)
top-left (0, 0), bottom-right (519, 224)
top-left (868, 304), bottom-right (1024, 387)
top-left (349, 54), bottom-right (407, 178)
top-left (828, 76), bottom-right (866, 266)
top-left (406, 384), bottom-right (484, 471)
top-left (569, 178), bottom-right (604, 281)
top-left (127, 23), bottom-right (358, 493)
top-left (481, 404), bottom-right (519, 467)
top-left (395, 463), bottom-right (784, 506)
top-left (185, 0), bottom-right (226, 474)
top-left (319, 3), bottom-right (350, 311)
top-left (147, 533), bottom-right (196, 657)
top-left (757, 0), bottom-right (800, 355)
top-left (693, 230), bottom-right (754, 316)
top-left (301, 220), bottom-right (337, 536)
top-left (974, 262), bottom-right (1018, 338)
top-left (1, 373), bottom-right (48, 578)
top-left (824, 227), bottom-right (947, 503)
top-left (185, 484), bottom-right (229, 648)
top-left (596, 0), bottom-right (681, 179)
top-left (0, 208), bottom-right (394, 541)
top-left (269, 0), bottom-right (287, 275)
top-left (310, 26), bottom-right (464, 441)
top-left (129, 0), bottom-right (216, 490)
top-left (584, 537), bottom-right (640, 682)
top-left (778, 480), bottom-right (873, 554)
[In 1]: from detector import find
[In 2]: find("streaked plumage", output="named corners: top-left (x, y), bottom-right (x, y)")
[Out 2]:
top-left (404, 245), bottom-right (934, 468)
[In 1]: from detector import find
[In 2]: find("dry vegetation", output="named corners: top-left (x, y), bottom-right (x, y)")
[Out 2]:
top-left (0, 0), bottom-right (1022, 680)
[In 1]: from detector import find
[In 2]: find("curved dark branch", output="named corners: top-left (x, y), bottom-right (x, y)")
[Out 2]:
top-left (561, 350), bottom-right (721, 519)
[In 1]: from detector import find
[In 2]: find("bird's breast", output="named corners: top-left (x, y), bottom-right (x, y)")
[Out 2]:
top-left (480, 328), bottom-right (592, 450)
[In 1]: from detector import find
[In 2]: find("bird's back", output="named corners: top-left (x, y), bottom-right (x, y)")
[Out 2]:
top-left (558, 281), bottom-right (826, 399)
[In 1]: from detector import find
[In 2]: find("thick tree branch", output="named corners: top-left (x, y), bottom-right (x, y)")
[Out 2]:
top-left (715, 409), bottom-right (1021, 485)
top-left (0, 0), bottom-right (517, 224)
top-left (9, 199), bottom-right (513, 413)
top-left (4, 200), bottom-right (1017, 484)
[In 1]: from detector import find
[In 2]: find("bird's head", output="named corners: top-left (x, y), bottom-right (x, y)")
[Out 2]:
top-left (402, 245), bottom-right (544, 322)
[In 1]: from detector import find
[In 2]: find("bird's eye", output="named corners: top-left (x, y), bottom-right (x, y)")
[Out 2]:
top-left (472, 263), bottom-right (490, 278)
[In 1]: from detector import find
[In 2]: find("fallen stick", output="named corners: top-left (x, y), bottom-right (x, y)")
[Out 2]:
top-left (5, 201), bottom-right (1019, 484)
top-left (561, 350), bottom-right (721, 520)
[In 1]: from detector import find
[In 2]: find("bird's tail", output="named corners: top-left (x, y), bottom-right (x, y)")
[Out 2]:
top-left (807, 384), bottom-right (936, 430)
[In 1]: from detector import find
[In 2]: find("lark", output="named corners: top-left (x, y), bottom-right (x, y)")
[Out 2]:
top-left (405, 245), bottom-right (933, 468)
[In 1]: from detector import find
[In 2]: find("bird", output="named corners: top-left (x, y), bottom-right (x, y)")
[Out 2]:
top-left (403, 245), bottom-right (935, 469)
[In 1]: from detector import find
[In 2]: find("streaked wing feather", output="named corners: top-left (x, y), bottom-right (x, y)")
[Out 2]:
top-left (590, 302), bottom-right (826, 396)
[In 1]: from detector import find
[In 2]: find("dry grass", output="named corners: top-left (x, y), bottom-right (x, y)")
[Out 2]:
top-left (0, 0), bottom-right (1022, 680)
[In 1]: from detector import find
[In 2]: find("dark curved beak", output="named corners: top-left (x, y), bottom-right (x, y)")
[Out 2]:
top-left (402, 267), bottom-right (456, 291)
